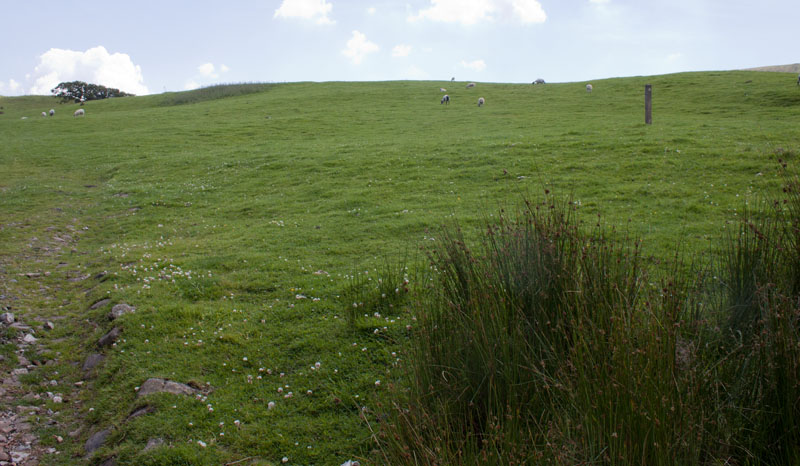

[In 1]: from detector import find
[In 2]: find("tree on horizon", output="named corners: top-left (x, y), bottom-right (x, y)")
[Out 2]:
top-left (51, 81), bottom-right (133, 103)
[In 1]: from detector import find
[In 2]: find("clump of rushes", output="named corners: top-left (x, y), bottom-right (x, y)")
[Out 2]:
top-left (701, 161), bottom-right (800, 464)
top-left (376, 173), bottom-right (800, 465)
top-left (378, 196), bottom-right (675, 464)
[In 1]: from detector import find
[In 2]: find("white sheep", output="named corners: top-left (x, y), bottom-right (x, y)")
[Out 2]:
top-left (49, 109), bottom-right (55, 116)
top-left (466, 82), bottom-right (476, 89)
top-left (441, 94), bottom-right (450, 105)
top-left (41, 112), bottom-right (47, 117)
top-left (478, 97), bottom-right (485, 107)
top-left (74, 108), bottom-right (85, 117)
top-left (440, 88), bottom-right (447, 92)
top-left (586, 84), bottom-right (593, 93)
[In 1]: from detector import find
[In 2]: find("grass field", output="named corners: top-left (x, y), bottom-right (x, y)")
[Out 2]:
top-left (1, 71), bottom-right (799, 465)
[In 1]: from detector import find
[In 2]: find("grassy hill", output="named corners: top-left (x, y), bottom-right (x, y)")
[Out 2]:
top-left (1, 72), bottom-right (800, 465)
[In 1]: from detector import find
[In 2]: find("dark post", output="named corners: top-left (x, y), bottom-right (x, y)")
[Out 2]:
top-left (645, 84), bottom-right (652, 125)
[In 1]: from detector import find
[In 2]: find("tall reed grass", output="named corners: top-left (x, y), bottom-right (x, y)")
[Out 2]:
top-left (375, 167), bottom-right (800, 465)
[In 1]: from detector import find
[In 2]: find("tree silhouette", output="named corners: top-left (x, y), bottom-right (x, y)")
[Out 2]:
top-left (51, 81), bottom-right (133, 103)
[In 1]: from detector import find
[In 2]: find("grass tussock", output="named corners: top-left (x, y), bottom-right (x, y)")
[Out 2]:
top-left (343, 257), bottom-right (413, 329)
top-left (160, 82), bottom-right (276, 106)
top-left (377, 168), bottom-right (800, 465)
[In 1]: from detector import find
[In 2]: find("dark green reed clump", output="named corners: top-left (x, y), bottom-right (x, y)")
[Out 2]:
top-left (160, 82), bottom-right (276, 106)
top-left (699, 161), bottom-right (800, 464)
top-left (377, 174), bottom-right (800, 465)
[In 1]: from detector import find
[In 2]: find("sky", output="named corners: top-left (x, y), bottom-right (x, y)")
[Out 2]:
top-left (1, 0), bottom-right (798, 96)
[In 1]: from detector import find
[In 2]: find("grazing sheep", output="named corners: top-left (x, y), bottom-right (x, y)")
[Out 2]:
top-left (535, 78), bottom-right (545, 85)
top-left (49, 109), bottom-right (55, 116)
top-left (41, 112), bottom-right (47, 117)
top-left (586, 84), bottom-right (593, 93)
top-left (466, 82), bottom-right (476, 89)
top-left (74, 108), bottom-right (85, 117)
top-left (478, 97), bottom-right (485, 107)
top-left (441, 94), bottom-right (450, 105)
top-left (440, 88), bottom-right (447, 92)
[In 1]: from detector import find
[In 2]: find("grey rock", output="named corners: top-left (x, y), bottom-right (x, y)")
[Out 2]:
top-left (83, 353), bottom-right (105, 372)
top-left (10, 450), bottom-right (29, 463)
top-left (3, 377), bottom-right (21, 387)
top-left (144, 437), bottom-right (164, 451)
top-left (22, 334), bottom-right (37, 344)
top-left (97, 327), bottom-right (121, 347)
top-left (85, 428), bottom-right (111, 454)
top-left (90, 298), bottom-right (111, 310)
top-left (137, 378), bottom-right (196, 397)
top-left (0, 450), bottom-right (8, 461)
top-left (44, 321), bottom-right (55, 330)
top-left (126, 405), bottom-right (156, 420)
top-left (9, 322), bottom-right (31, 331)
top-left (99, 456), bottom-right (117, 466)
top-left (0, 422), bottom-right (13, 434)
top-left (108, 303), bottom-right (134, 320)
top-left (0, 313), bottom-right (14, 325)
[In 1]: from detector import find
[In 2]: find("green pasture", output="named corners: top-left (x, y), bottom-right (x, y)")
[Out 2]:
top-left (0, 71), bottom-right (799, 465)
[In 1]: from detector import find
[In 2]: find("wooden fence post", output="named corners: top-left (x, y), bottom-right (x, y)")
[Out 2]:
top-left (645, 84), bottom-right (652, 125)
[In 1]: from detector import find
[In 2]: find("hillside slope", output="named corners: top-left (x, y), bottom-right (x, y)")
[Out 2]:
top-left (1, 72), bottom-right (800, 465)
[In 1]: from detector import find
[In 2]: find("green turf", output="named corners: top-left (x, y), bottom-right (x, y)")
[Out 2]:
top-left (1, 72), bottom-right (799, 464)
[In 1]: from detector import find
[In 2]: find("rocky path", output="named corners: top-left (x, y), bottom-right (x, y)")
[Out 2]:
top-left (0, 312), bottom-right (59, 465)
top-left (0, 221), bottom-right (91, 465)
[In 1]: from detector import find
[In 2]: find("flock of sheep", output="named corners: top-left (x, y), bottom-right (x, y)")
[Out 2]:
top-left (440, 81), bottom-right (594, 107)
top-left (36, 108), bottom-right (84, 117)
top-left (440, 82), bottom-right (487, 107)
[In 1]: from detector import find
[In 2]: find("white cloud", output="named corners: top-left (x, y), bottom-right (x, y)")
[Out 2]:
top-left (409, 0), bottom-right (545, 25)
top-left (198, 63), bottom-right (216, 77)
top-left (589, 0), bottom-right (610, 3)
top-left (461, 59), bottom-right (487, 71)
top-left (193, 62), bottom-right (230, 82)
top-left (666, 52), bottom-right (683, 62)
top-left (392, 44), bottom-right (412, 58)
top-left (274, 0), bottom-right (334, 24)
top-left (28, 46), bottom-right (148, 95)
top-left (0, 79), bottom-right (22, 94)
top-left (342, 30), bottom-right (379, 65)
top-left (184, 80), bottom-right (201, 91)
top-left (511, 0), bottom-right (546, 23)
top-left (367, 6), bottom-right (376, 15)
